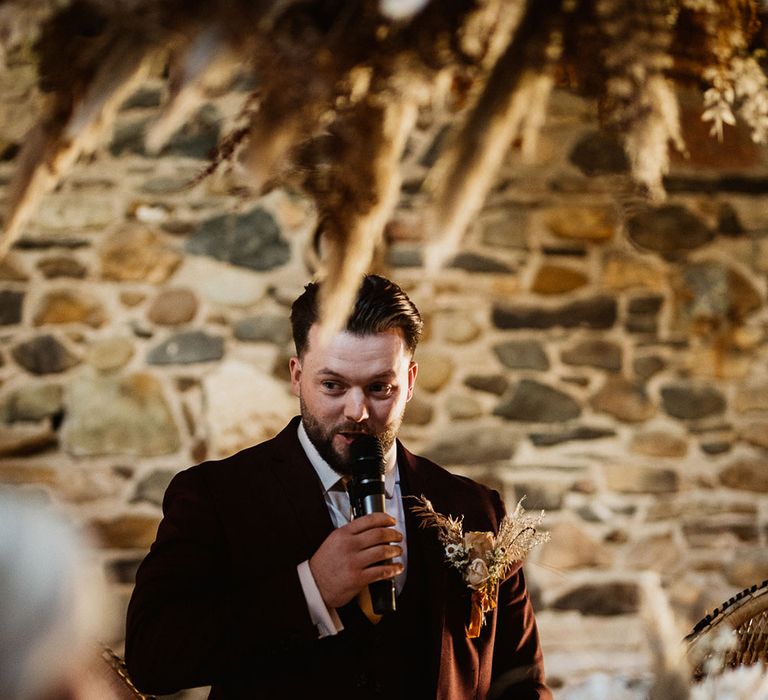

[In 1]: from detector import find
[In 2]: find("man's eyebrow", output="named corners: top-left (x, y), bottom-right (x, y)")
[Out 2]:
top-left (317, 368), bottom-right (397, 379)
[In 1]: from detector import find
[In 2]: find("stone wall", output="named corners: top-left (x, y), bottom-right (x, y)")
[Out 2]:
top-left (1, 55), bottom-right (768, 696)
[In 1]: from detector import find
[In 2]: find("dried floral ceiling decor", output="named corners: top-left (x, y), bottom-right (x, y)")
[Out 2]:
top-left (0, 0), bottom-right (766, 332)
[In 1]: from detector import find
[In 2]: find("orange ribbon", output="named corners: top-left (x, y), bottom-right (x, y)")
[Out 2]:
top-left (466, 587), bottom-right (497, 638)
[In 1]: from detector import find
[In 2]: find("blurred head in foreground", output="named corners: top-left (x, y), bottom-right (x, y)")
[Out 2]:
top-left (0, 490), bottom-right (106, 700)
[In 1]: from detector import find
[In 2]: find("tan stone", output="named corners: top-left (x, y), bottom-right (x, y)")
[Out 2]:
top-left (604, 463), bottom-right (679, 494)
top-left (101, 226), bottom-right (182, 283)
top-left (147, 288), bottom-right (198, 325)
top-left (536, 521), bottom-right (612, 570)
top-left (34, 291), bottom-right (106, 328)
top-left (685, 345), bottom-right (751, 380)
top-left (544, 205), bottom-right (617, 241)
top-left (531, 265), bottom-right (589, 295)
top-left (120, 291), bottom-right (146, 307)
top-left (0, 424), bottom-right (58, 457)
top-left (602, 252), bottom-right (666, 291)
top-left (591, 377), bottom-right (656, 423)
top-left (433, 312), bottom-right (481, 344)
top-left (624, 533), bottom-right (685, 573)
top-left (741, 421), bottom-right (768, 449)
top-left (724, 552), bottom-right (768, 588)
top-left (0, 464), bottom-right (57, 486)
top-left (490, 277), bottom-right (522, 297)
top-left (403, 395), bottom-right (434, 426)
top-left (86, 337), bottom-right (134, 372)
top-left (446, 393), bottom-right (483, 420)
top-left (415, 352), bottom-right (454, 393)
top-left (89, 515), bottom-right (161, 549)
top-left (0, 254), bottom-right (28, 281)
top-left (719, 458), bottom-right (768, 493)
top-left (630, 430), bottom-right (688, 458)
top-left (735, 382), bottom-right (768, 413)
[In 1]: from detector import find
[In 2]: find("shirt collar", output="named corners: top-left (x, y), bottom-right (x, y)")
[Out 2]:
top-left (297, 420), bottom-right (398, 498)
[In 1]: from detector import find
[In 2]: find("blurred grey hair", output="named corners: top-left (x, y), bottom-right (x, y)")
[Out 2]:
top-left (0, 490), bottom-right (104, 699)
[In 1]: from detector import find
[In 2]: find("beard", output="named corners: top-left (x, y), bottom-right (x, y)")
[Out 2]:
top-left (300, 397), bottom-right (402, 477)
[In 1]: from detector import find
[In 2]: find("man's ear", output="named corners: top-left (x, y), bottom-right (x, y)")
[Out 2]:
top-left (406, 361), bottom-right (418, 401)
top-left (289, 356), bottom-right (302, 398)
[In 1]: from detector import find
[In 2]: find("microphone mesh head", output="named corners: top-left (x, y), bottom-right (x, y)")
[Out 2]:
top-left (349, 434), bottom-right (385, 476)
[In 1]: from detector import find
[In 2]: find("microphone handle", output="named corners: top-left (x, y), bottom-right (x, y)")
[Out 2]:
top-left (350, 478), bottom-right (397, 615)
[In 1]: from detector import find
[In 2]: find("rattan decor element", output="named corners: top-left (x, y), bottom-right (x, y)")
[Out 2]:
top-left (685, 580), bottom-right (768, 676)
top-left (100, 646), bottom-right (157, 700)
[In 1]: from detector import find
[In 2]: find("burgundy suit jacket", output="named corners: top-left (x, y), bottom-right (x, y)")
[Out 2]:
top-left (125, 417), bottom-right (551, 699)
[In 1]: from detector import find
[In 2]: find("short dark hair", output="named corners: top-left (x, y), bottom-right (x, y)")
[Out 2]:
top-left (291, 275), bottom-right (423, 357)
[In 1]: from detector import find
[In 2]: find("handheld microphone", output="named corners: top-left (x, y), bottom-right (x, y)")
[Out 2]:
top-left (348, 434), bottom-right (396, 615)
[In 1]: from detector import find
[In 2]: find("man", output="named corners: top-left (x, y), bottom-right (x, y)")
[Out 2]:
top-left (126, 275), bottom-right (551, 699)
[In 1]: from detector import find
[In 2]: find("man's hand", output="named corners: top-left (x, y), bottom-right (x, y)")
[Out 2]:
top-left (309, 513), bottom-right (403, 609)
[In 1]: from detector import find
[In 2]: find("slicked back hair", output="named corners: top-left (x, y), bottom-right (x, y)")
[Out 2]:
top-left (291, 275), bottom-right (423, 357)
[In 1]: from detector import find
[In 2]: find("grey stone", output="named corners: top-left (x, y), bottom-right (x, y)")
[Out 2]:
top-left (12, 335), bottom-right (80, 375)
top-left (661, 384), bottom-right (726, 420)
top-left (422, 428), bottom-right (516, 465)
top-left (493, 340), bottom-right (549, 371)
top-left (683, 519), bottom-right (758, 544)
top-left (552, 582), bottom-right (640, 616)
top-left (110, 116), bottom-right (150, 156)
top-left (628, 295), bottom-right (664, 314)
top-left (386, 245), bottom-right (423, 268)
top-left (511, 481), bottom-right (565, 510)
top-left (164, 104), bottom-right (221, 159)
top-left (147, 331), bottom-right (224, 365)
top-left (492, 296), bottom-right (617, 330)
top-left (677, 262), bottom-right (761, 325)
top-left (3, 384), bottom-right (63, 422)
top-left (140, 176), bottom-right (192, 195)
top-left (569, 131), bottom-right (629, 175)
top-left (186, 207), bottom-right (290, 271)
top-left (234, 315), bottom-right (292, 344)
top-left (121, 85), bottom-right (163, 109)
top-left (37, 256), bottom-right (88, 279)
top-left (494, 380), bottom-right (581, 423)
top-left (0, 290), bottom-right (23, 325)
top-left (625, 314), bottom-right (658, 334)
top-left (561, 340), bottom-right (622, 371)
top-left (529, 426), bottom-right (616, 447)
top-left (449, 252), bottom-right (512, 274)
top-left (700, 441), bottom-right (731, 455)
top-left (63, 373), bottom-right (180, 457)
top-left (14, 237), bottom-right (90, 250)
top-left (627, 205), bottom-right (714, 259)
top-left (481, 210), bottom-right (529, 249)
top-left (464, 374), bottom-right (509, 396)
top-left (133, 469), bottom-right (176, 506)
top-left (106, 558), bottom-right (144, 585)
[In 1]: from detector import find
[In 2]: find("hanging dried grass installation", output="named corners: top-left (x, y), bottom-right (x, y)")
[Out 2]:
top-left (0, 0), bottom-right (765, 324)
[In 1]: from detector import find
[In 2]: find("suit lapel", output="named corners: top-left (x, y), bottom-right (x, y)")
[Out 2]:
top-left (257, 417), bottom-right (335, 561)
top-left (397, 443), bottom-right (449, 687)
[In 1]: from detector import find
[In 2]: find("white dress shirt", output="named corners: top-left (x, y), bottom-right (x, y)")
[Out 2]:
top-left (295, 421), bottom-right (408, 637)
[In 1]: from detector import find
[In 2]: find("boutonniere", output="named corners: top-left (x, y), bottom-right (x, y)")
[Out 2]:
top-left (409, 495), bottom-right (549, 638)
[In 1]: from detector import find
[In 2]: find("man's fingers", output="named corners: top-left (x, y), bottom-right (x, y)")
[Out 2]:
top-left (361, 563), bottom-right (404, 585)
top-left (355, 544), bottom-right (402, 567)
top-left (356, 527), bottom-right (402, 549)
top-left (346, 512), bottom-right (396, 534)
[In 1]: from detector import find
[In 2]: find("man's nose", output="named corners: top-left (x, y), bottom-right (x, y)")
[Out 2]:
top-left (344, 389), bottom-right (369, 423)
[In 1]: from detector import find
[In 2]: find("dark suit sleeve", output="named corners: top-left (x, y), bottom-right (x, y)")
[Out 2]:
top-left (488, 490), bottom-right (553, 700)
top-left (125, 465), bottom-right (318, 695)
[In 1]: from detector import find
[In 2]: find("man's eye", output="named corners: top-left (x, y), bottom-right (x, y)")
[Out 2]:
top-left (370, 384), bottom-right (394, 397)
top-left (321, 381), bottom-right (342, 391)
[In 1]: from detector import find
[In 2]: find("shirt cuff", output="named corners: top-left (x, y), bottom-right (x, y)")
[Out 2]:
top-left (297, 560), bottom-right (344, 638)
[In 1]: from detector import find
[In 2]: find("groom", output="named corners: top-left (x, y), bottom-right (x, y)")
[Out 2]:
top-left (126, 274), bottom-right (551, 699)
